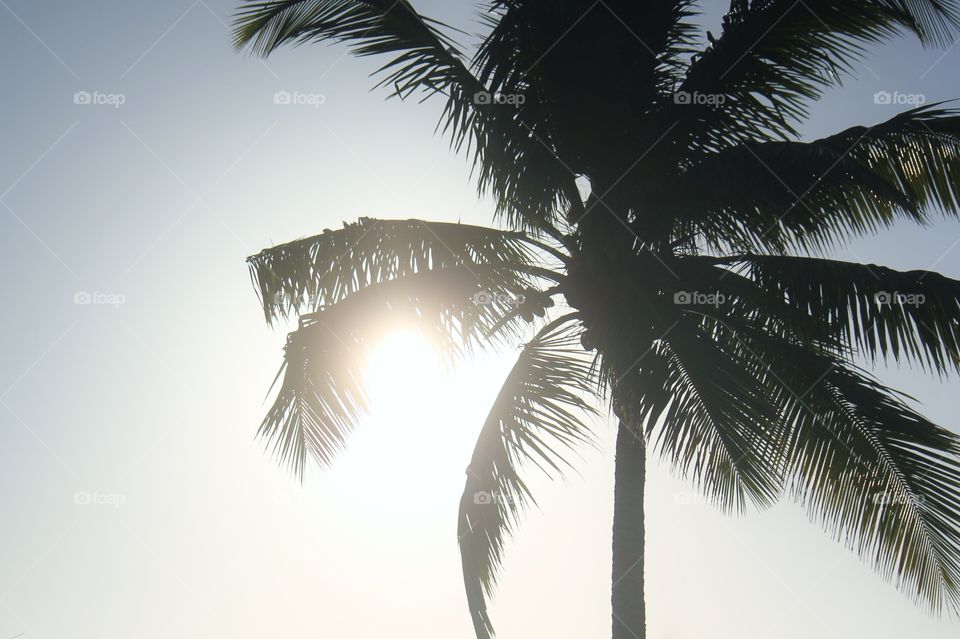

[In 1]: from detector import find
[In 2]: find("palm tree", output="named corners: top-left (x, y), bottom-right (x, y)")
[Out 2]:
top-left (233, 1), bottom-right (960, 637)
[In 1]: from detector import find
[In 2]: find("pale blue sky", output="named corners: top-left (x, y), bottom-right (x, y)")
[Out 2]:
top-left (1, 1), bottom-right (960, 637)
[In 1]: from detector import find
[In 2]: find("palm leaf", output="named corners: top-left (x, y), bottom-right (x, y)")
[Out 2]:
top-left (571, 256), bottom-right (785, 512)
top-left (262, 264), bottom-right (558, 477)
top-left (247, 217), bottom-right (560, 325)
top-left (669, 140), bottom-right (914, 253)
top-left (625, 317), bottom-right (785, 512)
top-left (701, 316), bottom-right (960, 612)
top-left (828, 105), bottom-right (960, 215)
top-left (736, 254), bottom-right (960, 375)
top-left (233, 0), bottom-right (465, 95)
top-left (233, 1), bottom-right (577, 233)
top-left (458, 314), bottom-right (598, 639)
top-left (673, 0), bottom-right (960, 152)
top-left (665, 107), bottom-right (960, 252)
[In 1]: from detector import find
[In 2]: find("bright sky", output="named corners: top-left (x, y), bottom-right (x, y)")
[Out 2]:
top-left (1, 1), bottom-right (959, 637)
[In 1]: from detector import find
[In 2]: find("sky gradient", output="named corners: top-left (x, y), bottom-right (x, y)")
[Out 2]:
top-left (2, 1), bottom-right (960, 637)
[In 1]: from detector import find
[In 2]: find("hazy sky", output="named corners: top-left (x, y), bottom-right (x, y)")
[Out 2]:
top-left (2, 1), bottom-right (960, 637)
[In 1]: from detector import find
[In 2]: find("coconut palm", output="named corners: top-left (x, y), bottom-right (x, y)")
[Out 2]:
top-left (234, 1), bottom-right (960, 638)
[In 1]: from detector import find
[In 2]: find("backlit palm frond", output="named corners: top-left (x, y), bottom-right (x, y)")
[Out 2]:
top-left (582, 266), bottom-right (786, 512)
top-left (458, 314), bottom-right (599, 639)
top-left (263, 264), bottom-right (559, 478)
top-left (666, 107), bottom-right (960, 252)
top-left (791, 363), bottom-right (960, 613)
top-left (708, 318), bottom-right (960, 613)
top-left (734, 254), bottom-right (960, 375)
top-left (262, 308), bottom-right (367, 478)
top-left (670, 254), bottom-right (845, 350)
top-left (247, 217), bottom-right (562, 325)
top-left (233, 1), bottom-right (575, 234)
top-left (627, 317), bottom-right (785, 512)
top-left (826, 105), bottom-right (960, 215)
top-left (674, 0), bottom-right (960, 152)
top-left (233, 0), bottom-right (467, 98)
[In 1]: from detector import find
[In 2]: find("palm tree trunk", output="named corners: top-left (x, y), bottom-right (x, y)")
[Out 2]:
top-left (612, 422), bottom-right (646, 639)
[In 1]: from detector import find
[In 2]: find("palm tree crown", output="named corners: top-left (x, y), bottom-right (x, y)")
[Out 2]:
top-left (234, 1), bottom-right (960, 637)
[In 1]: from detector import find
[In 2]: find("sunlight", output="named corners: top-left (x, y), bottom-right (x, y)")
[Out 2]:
top-left (363, 330), bottom-right (442, 410)
top-left (319, 329), bottom-right (516, 521)
top-left (325, 330), bottom-right (463, 518)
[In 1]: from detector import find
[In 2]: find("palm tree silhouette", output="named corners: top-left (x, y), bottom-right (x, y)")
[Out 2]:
top-left (234, 2), bottom-right (960, 637)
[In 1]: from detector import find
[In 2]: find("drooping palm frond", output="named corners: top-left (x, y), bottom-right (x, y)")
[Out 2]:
top-left (263, 262), bottom-right (561, 478)
top-left (619, 316), bottom-right (785, 512)
top-left (233, 1), bottom-right (578, 233)
top-left (792, 362), bottom-right (960, 613)
top-left (790, 366), bottom-right (960, 611)
top-left (730, 254), bottom-right (960, 375)
top-left (665, 107), bottom-right (960, 252)
top-left (458, 314), bottom-right (599, 639)
top-left (827, 105), bottom-right (960, 215)
top-left (262, 308), bottom-right (367, 477)
top-left (247, 217), bottom-right (563, 325)
top-left (699, 316), bottom-right (960, 612)
top-left (672, 0), bottom-right (960, 153)
top-left (569, 250), bottom-right (790, 512)
top-left (233, 0), bottom-right (467, 96)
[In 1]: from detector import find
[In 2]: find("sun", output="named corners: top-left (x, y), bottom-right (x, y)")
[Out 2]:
top-left (320, 328), bottom-right (516, 521)
top-left (324, 330), bottom-right (448, 512)
top-left (363, 329), bottom-right (443, 408)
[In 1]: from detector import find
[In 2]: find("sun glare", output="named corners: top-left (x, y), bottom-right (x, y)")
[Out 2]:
top-left (323, 329), bottom-right (516, 521)
top-left (363, 330), bottom-right (442, 409)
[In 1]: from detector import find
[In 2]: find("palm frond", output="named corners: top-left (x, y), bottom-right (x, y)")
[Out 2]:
top-left (701, 316), bottom-right (960, 613)
top-left (247, 217), bottom-right (562, 325)
top-left (791, 362), bottom-right (960, 613)
top-left (260, 303), bottom-right (367, 479)
top-left (458, 314), bottom-right (599, 639)
top-left (234, 1), bottom-right (577, 233)
top-left (233, 0), bottom-right (465, 96)
top-left (669, 140), bottom-right (914, 253)
top-left (624, 318), bottom-right (785, 512)
top-left (262, 264), bottom-right (558, 478)
top-left (669, 255), bottom-right (844, 350)
top-left (572, 255), bottom-right (786, 512)
top-left (673, 0), bottom-right (960, 152)
top-left (733, 253), bottom-right (960, 375)
top-left (666, 107), bottom-right (960, 252)
top-left (827, 105), bottom-right (960, 215)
